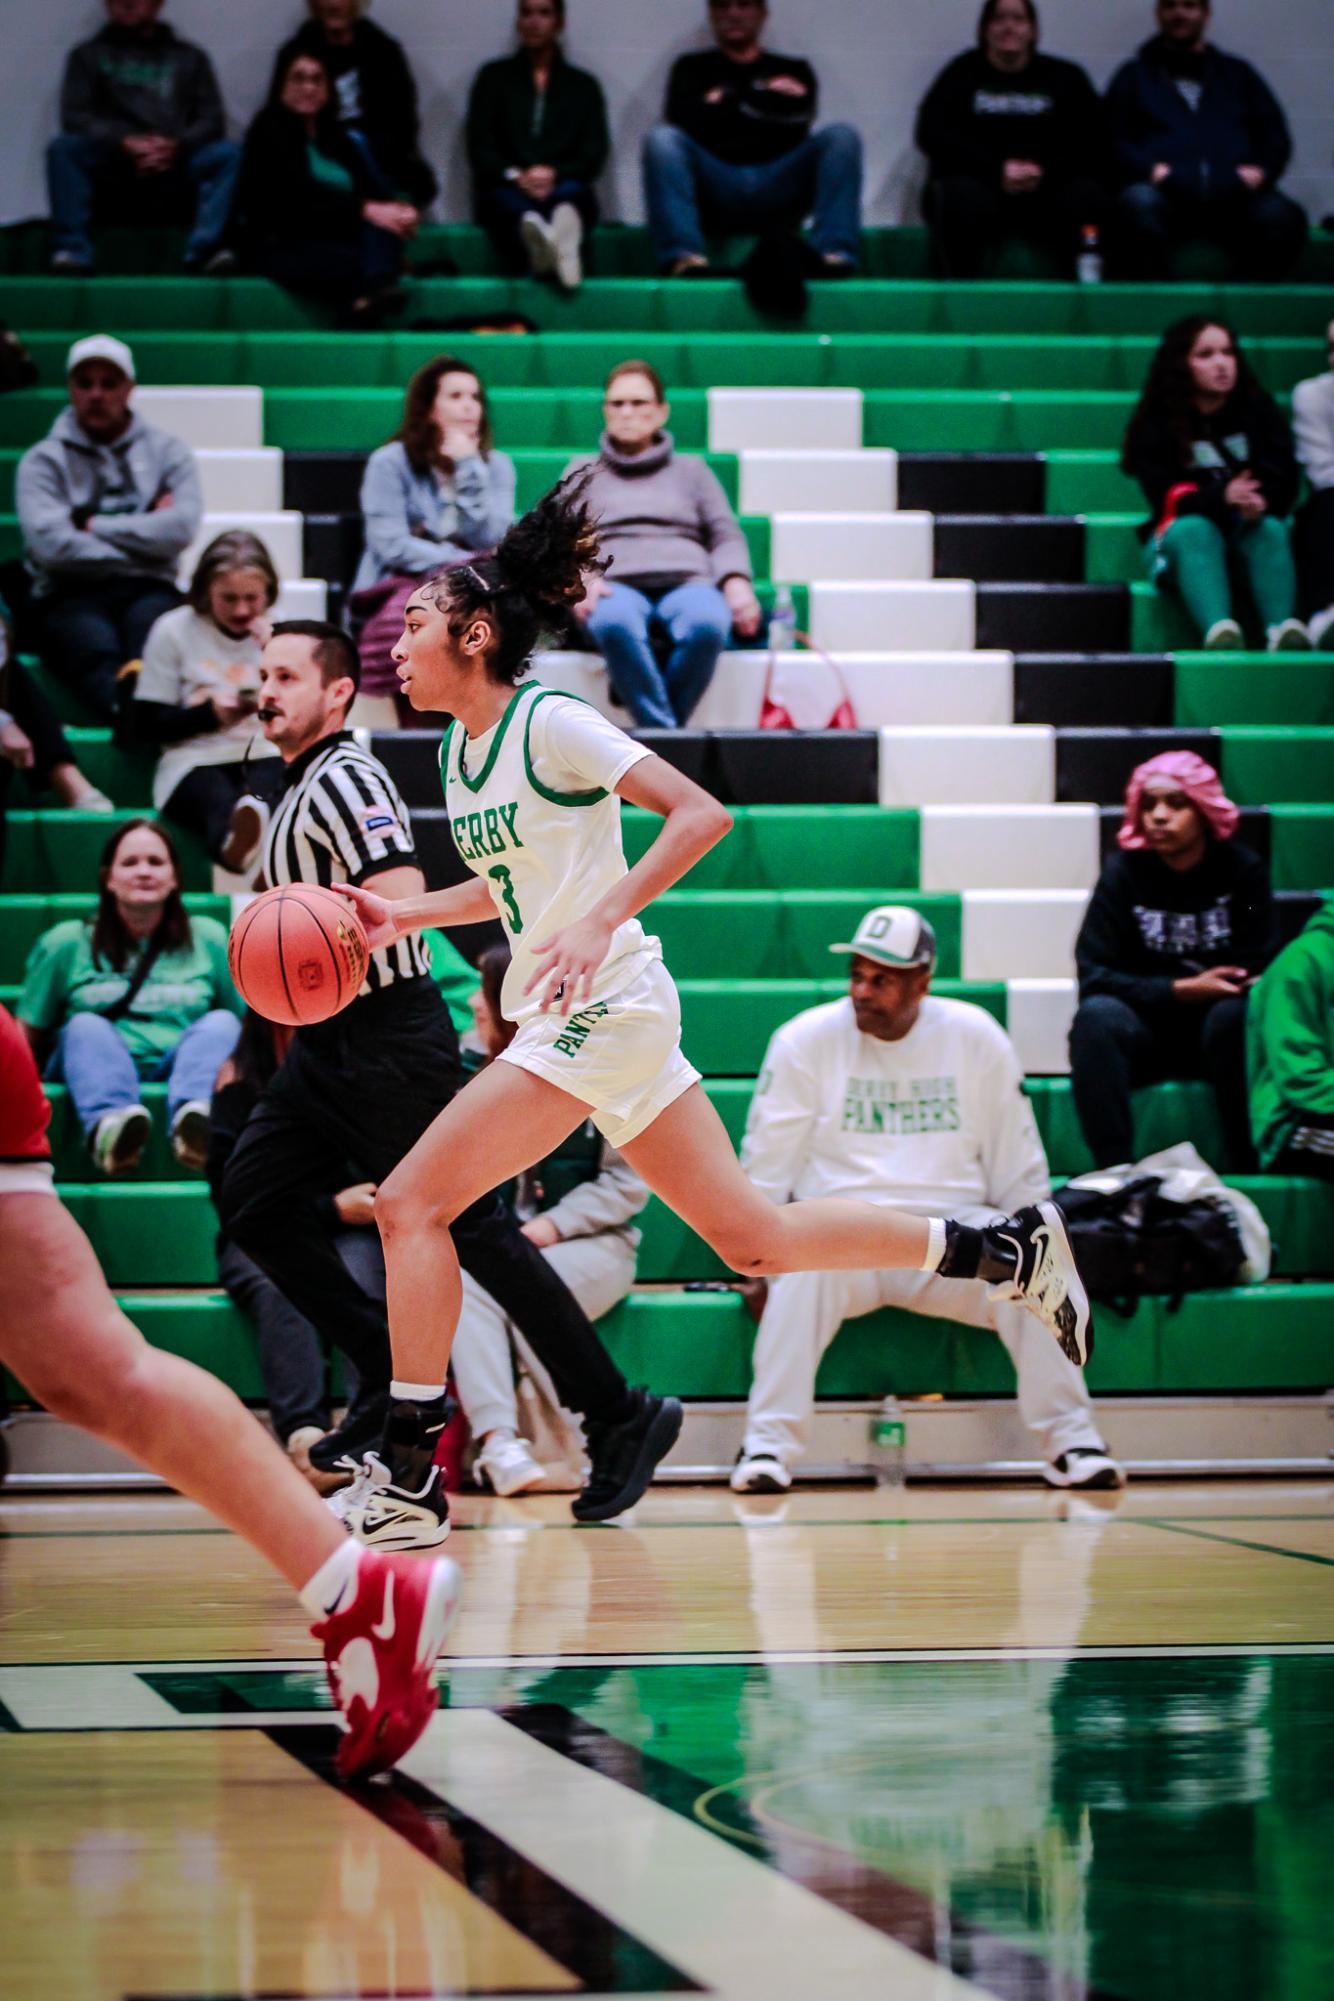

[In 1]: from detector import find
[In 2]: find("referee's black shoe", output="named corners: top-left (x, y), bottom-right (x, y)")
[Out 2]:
top-left (573, 1388), bottom-right (683, 1523)
top-left (309, 1390), bottom-right (391, 1478)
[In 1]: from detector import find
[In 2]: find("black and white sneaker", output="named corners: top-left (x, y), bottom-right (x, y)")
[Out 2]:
top-left (573, 1387), bottom-right (683, 1522)
top-left (308, 1390), bottom-right (391, 1476)
top-left (327, 1452), bottom-right (452, 1549)
top-left (1044, 1446), bottom-right (1125, 1491)
top-left (730, 1451), bottom-right (792, 1494)
top-left (986, 1201), bottom-right (1094, 1367)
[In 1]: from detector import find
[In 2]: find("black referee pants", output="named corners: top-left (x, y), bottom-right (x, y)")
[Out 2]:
top-left (218, 978), bottom-right (631, 1423)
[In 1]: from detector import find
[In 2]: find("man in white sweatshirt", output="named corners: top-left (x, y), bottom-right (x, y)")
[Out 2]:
top-left (732, 904), bottom-right (1123, 1494)
top-left (1292, 319), bottom-right (1334, 648)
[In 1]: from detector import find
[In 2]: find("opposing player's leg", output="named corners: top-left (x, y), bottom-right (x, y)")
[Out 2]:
top-left (619, 1085), bottom-right (1091, 1365)
top-left (0, 1188), bottom-right (461, 1777)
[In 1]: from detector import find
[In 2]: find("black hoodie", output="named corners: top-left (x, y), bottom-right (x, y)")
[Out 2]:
top-left (1105, 34), bottom-right (1292, 194)
top-left (1076, 840), bottom-right (1275, 1012)
top-left (915, 48), bottom-right (1104, 185)
top-left (270, 17), bottom-right (437, 208)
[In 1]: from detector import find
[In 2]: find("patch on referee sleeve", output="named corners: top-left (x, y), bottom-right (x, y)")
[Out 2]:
top-left (359, 809), bottom-right (398, 837)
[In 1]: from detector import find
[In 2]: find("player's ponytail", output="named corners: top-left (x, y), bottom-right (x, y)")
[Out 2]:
top-left (430, 468), bottom-right (608, 684)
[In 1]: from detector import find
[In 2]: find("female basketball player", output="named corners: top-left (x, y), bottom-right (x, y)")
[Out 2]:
top-left (0, 1003), bottom-right (459, 1778)
top-left (334, 476), bottom-right (1092, 1545)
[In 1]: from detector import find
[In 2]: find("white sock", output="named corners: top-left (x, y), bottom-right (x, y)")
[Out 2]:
top-left (919, 1216), bottom-right (947, 1273)
top-left (485, 1427), bottom-right (516, 1446)
top-left (299, 1538), bottom-right (362, 1620)
top-left (390, 1379), bottom-right (447, 1403)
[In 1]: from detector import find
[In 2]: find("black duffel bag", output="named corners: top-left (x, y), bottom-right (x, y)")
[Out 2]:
top-left (1052, 1175), bottom-right (1246, 1314)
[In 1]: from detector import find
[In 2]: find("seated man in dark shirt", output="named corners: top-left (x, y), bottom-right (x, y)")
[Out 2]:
top-left (915, 0), bottom-right (1107, 279)
top-left (642, 0), bottom-right (862, 276)
top-left (1105, 0), bottom-right (1307, 281)
top-left (1069, 752), bottom-right (1275, 1171)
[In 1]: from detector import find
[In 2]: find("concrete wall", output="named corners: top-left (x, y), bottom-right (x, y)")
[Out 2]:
top-left (6, 0), bottom-right (1332, 229)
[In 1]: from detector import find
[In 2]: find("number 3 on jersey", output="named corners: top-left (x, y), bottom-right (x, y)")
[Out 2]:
top-left (488, 863), bottom-right (523, 933)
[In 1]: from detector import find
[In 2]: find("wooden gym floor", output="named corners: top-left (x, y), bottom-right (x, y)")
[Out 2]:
top-left (1, 1480), bottom-right (1331, 2000)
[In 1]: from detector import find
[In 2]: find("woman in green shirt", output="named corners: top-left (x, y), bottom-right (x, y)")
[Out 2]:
top-left (18, 818), bottom-right (241, 1177)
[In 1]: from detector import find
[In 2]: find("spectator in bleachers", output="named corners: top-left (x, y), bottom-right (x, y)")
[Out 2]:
top-left (1292, 320), bottom-right (1334, 650)
top-left (1248, 903), bottom-right (1334, 1181)
top-left (271, 0), bottom-right (438, 212)
top-left (1069, 752), bottom-right (1274, 1172)
top-left (466, 0), bottom-right (609, 291)
top-left (16, 336), bottom-right (201, 722)
top-left (237, 46), bottom-right (417, 322)
top-left (16, 817), bottom-right (240, 1177)
top-left (47, 0), bottom-right (240, 277)
top-left (1, 594), bottom-right (113, 882)
top-left (352, 357), bottom-right (517, 710)
top-left (569, 360), bottom-right (760, 726)
top-left (1122, 315), bottom-right (1309, 652)
top-left (915, 0), bottom-right (1107, 280)
top-left (643, 0), bottom-right (862, 277)
top-left (131, 531), bottom-right (284, 872)
top-left (451, 944), bottom-right (646, 1496)
top-left (732, 905), bottom-right (1121, 1495)
top-left (1105, 0), bottom-right (1307, 282)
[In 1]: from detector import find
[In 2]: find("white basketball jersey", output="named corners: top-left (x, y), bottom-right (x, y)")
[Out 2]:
top-left (439, 681), bottom-right (658, 1027)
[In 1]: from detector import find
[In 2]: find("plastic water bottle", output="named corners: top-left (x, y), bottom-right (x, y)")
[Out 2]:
top-left (870, 1396), bottom-right (907, 1488)
top-left (769, 582), bottom-right (797, 650)
top-left (1077, 223), bottom-right (1103, 285)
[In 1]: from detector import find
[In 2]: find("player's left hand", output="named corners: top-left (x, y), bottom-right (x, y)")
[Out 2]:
top-left (331, 881), bottom-right (399, 953)
top-left (525, 914), bottom-right (614, 1012)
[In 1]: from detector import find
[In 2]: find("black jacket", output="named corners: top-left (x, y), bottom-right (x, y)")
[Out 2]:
top-left (915, 49), bottom-right (1104, 185)
top-left (237, 105), bottom-right (380, 247)
top-left (60, 22), bottom-right (225, 152)
top-left (1105, 35), bottom-right (1292, 194)
top-left (1123, 390), bottom-right (1301, 535)
top-left (1076, 842), bottom-right (1275, 1011)
top-left (665, 49), bottom-right (817, 166)
top-left (466, 50), bottom-right (609, 188)
top-left (271, 18), bottom-right (437, 207)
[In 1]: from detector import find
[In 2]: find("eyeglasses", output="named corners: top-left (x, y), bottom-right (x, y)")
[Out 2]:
top-left (605, 397), bottom-right (659, 409)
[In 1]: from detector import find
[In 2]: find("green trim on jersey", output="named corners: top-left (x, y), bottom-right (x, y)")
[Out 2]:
top-left (436, 722), bottom-right (455, 796)
top-left (522, 686), bottom-right (609, 808)
top-left (454, 681), bottom-right (535, 795)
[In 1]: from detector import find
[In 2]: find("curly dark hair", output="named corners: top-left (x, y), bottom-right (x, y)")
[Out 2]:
top-left (90, 818), bottom-right (191, 972)
top-left (1121, 315), bottom-right (1271, 478)
top-left (417, 468), bottom-right (607, 684)
top-left (394, 355), bottom-right (495, 476)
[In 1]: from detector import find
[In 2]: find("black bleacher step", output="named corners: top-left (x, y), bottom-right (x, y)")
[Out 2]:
top-left (1057, 727), bottom-right (1220, 803)
top-left (374, 730), bottom-right (443, 803)
top-left (977, 584), bottom-right (1130, 652)
top-left (897, 453), bottom-right (1044, 515)
top-left (283, 451), bottom-right (367, 513)
top-left (302, 513), bottom-right (362, 590)
top-left (1275, 890), bottom-right (1325, 948)
top-left (934, 515), bottom-right (1084, 584)
top-left (1097, 801), bottom-right (1270, 862)
top-left (1013, 654), bottom-right (1175, 728)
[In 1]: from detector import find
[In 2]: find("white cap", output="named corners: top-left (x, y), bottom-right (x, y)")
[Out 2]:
top-left (829, 903), bottom-right (937, 971)
top-left (65, 335), bottom-right (136, 381)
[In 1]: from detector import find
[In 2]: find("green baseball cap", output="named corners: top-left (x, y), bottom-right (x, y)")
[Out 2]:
top-left (830, 903), bottom-right (937, 971)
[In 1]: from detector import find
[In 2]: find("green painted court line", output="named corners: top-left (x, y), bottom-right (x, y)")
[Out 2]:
top-left (1142, 1518), bottom-right (1334, 1568)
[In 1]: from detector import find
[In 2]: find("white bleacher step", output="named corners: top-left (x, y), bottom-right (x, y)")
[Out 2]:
top-left (809, 580), bottom-right (975, 653)
top-left (878, 726), bottom-right (1053, 806)
top-left (962, 890), bottom-right (1090, 981)
top-left (922, 805), bottom-right (1100, 891)
top-left (1006, 978), bottom-right (1076, 1076)
top-left (740, 449), bottom-right (897, 514)
top-left (194, 448), bottom-right (283, 512)
top-left (771, 512), bottom-right (933, 583)
top-left (179, 511), bottom-right (305, 586)
top-left (709, 388), bottom-right (862, 452)
top-left (272, 578), bottom-right (327, 619)
top-left (133, 386), bottom-right (263, 450)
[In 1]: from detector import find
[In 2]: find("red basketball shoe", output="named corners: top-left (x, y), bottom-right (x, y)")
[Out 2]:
top-left (312, 1548), bottom-right (462, 1780)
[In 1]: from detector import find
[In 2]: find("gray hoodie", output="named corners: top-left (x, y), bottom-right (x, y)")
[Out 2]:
top-left (565, 432), bottom-right (751, 590)
top-left (60, 23), bottom-right (226, 152)
top-left (17, 406), bottom-right (203, 595)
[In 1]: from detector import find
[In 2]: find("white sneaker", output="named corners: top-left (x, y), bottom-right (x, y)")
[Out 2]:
top-left (520, 209), bottom-right (557, 277)
top-left (285, 1425), bottom-right (326, 1478)
top-left (1267, 617), bottom-right (1312, 652)
top-left (219, 794), bottom-right (269, 875)
top-left (91, 1104), bottom-right (151, 1176)
top-left (475, 1432), bottom-right (546, 1497)
top-left (551, 202), bottom-right (584, 290)
top-left (328, 1452), bottom-right (452, 1549)
top-left (1043, 1445), bottom-right (1126, 1490)
top-left (1308, 604), bottom-right (1334, 651)
top-left (730, 1451), bottom-right (792, 1494)
top-left (170, 1099), bottom-right (211, 1171)
top-left (987, 1201), bottom-right (1093, 1367)
top-left (1203, 618), bottom-right (1244, 650)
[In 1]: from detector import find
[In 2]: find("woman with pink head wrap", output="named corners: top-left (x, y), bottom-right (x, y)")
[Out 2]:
top-left (1068, 749), bottom-right (1275, 1170)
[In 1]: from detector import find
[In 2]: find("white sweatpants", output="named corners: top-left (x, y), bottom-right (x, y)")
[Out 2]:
top-left (450, 1230), bottom-right (638, 1440)
top-left (743, 1237), bottom-right (1103, 1468)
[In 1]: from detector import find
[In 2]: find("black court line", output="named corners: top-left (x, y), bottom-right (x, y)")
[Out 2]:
top-left (266, 1722), bottom-right (703, 1996)
top-left (502, 1702), bottom-right (1127, 2001)
top-left (1142, 1518), bottom-right (1334, 1568)
top-left (0, 1696), bottom-right (19, 1732)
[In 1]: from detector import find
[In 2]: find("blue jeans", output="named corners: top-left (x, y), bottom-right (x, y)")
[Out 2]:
top-left (46, 133), bottom-right (242, 264)
top-left (586, 579), bottom-right (731, 727)
top-left (477, 178), bottom-right (599, 271)
top-left (50, 1009), bottom-right (241, 1138)
top-left (642, 122), bottom-right (862, 267)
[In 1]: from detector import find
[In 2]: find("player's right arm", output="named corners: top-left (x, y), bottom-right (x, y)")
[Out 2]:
top-left (334, 874), bottom-right (496, 950)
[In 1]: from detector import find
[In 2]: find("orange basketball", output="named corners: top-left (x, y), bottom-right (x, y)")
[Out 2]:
top-left (228, 885), bottom-right (369, 1027)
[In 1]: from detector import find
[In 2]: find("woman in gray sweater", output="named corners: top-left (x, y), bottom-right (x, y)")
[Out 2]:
top-left (570, 360), bottom-right (761, 725)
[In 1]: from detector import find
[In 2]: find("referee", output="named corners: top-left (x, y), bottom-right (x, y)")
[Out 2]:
top-left (220, 622), bottom-right (675, 1543)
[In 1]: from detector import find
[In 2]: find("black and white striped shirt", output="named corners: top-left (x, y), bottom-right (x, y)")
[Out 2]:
top-left (262, 731), bottom-right (432, 995)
